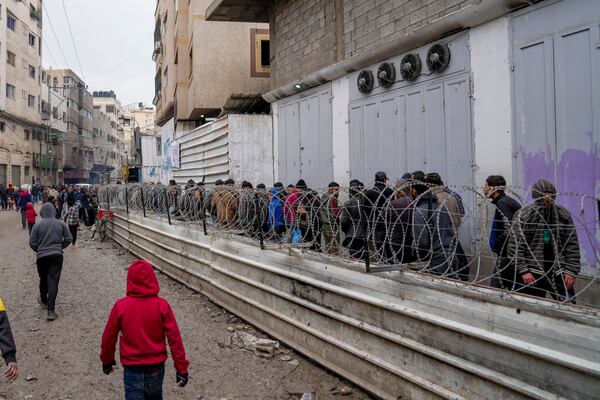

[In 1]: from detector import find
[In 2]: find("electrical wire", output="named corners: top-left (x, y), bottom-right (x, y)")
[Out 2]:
top-left (85, 32), bottom-right (154, 78)
top-left (101, 63), bottom-right (155, 89)
top-left (42, 1), bottom-right (70, 68)
top-left (42, 38), bottom-right (60, 68)
top-left (60, 0), bottom-right (86, 78)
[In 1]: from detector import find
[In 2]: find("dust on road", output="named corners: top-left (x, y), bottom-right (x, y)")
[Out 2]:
top-left (0, 207), bottom-right (372, 400)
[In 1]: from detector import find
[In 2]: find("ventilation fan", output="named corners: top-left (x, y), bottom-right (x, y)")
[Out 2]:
top-left (427, 43), bottom-right (451, 73)
top-left (377, 62), bottom-right (396, 88)
top-left (357, 70), bottom-right (374, 93)
top-left (399, 53), bottom-right (421, 81)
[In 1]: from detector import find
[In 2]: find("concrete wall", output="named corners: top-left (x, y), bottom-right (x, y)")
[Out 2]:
top-left (159, 118), bottom-right (175, 184)
top-left (331, 76), bottom-right (351, 185)
top-left (470, 17), bottom-right (513, 187)
top-left (270, 0), bottom-right (338, 89)
top-left (141, 134), bottom-right (163, 183)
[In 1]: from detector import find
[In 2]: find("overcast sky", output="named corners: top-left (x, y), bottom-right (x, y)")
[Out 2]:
top-left (42, 0), bottom-right (156, 108)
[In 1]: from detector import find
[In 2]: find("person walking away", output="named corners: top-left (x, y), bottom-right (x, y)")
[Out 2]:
top-left (29, 203), bottom-right (73, 321)
top-left (340, 180), bottom-right (368, 261)
top-left (77, 188), bottom-right (90, 226)
top-left (507, 179), bottom-right (580, 302)
top-left (238, 181), bottom-right (257, 235)
top-left (26, 202), bottom-right (37, 235)
top-left (410, 180), bottom-right (459, 276)
top-left (387, 180), bottom-right (415, 264)
top-left (297, 185), bottom-right (322, 251)
top-left (18, 189), bottom-right (33, 229)
top-left (320, 182), bottom-right (341, 254)
top-left (100, 260), bottom-right (190, 399)
top-left (66, 201), bottom-right (81, 247)
top-left (0, 297), bottom-right (18, 382)
top-left (484, 175), bottom-right (522, 289)
top-left (6, 184), bottom-right (15, 210)
top-left (365, 172), bottom-right (395, 263)
top-left (211, 179), bottom-right (238, 229)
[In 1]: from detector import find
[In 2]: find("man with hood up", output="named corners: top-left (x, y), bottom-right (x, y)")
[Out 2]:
top-left (507, 179), bottom-right (580, 301)
top-left (29, 203), bottom-right (73, 321)
top-left (101, 260), bottom-right (190, 399)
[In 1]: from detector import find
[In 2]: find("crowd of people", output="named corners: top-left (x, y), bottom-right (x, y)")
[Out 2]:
top-left (141, 171), bottom-right (581, 304)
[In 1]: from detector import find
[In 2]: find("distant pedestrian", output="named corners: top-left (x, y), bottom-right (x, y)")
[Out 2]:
top-left (25, 202), bottom-right (37, 235)
top-left (100, 260), bottom-right (190, 399)
top-left (0, 297), bottom-right (18, 382)
top-left (0, 184), bottom-right (8, 210)
top-left (29, 203), bottom-right (73, 321)
top-left (66, 201), bottom-right (82, 247)
top-left (320, 182), bottom-right (340, 254)
top-left (267, 188), bottom-right (286, 240)
top-left (17, 189), bottom-right (33, 229)
top-left (386, 180), bottom-right (415, 264)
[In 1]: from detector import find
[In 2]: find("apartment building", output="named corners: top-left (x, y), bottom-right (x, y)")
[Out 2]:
top-left (92, 90), bottom-right (125, 183)
top-left (0, 0), bottom-right (44, 187)
top-left (153, 0), bottom-right (271, 160)
top-left (123, 105), bottom-right (155, 167)
top-left (48, 69), bottom-right (94, 184)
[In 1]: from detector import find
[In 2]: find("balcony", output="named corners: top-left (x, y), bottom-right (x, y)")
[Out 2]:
top-left (152, 41), bottom-right (162, 61)
top-left (206, 0), bottom-right (269, 22)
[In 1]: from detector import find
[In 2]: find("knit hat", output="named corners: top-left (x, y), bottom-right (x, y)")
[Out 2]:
top-left (296, 179), bottom-right (307, 189)
top-left (531, 179), bottom-right (556, 199)
top-left (375, 171), bottom-right (387, 182)
top-left (328, 181), bottom-right (340, 188)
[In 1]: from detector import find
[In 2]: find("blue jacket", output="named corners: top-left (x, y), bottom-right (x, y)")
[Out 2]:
top-left (267, 189), bottom-right (285, 230)
top-left (18, 192), bottom-right (32, 210)
top-left (77, 192), bottom-right (89, 209)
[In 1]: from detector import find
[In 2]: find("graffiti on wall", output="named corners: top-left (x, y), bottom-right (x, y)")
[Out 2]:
top-left (520, 132), bottom-right (599, 269)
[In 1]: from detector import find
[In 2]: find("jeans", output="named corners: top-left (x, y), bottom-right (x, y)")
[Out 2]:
top-left (20, 209), bottom-right (27, 228)
top-left (69, 224), bottom-right (78, 245)
top-left (37, 254), bottom-right (63, 311)
top-left (124, 364), bottom-right (165, 400)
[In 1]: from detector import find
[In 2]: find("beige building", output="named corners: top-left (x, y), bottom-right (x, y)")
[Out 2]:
top-left (0, 0), bottom-right (44, 186)
top-left (153, 0), bottom-right (270, 133)
top-left (92, 91), bottom-right (126, 183)
top-left (123, 106), bottom-right (155, 166)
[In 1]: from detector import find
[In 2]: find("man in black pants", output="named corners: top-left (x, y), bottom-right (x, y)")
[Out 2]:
top-left (29, 203), bottom-right (72, 321)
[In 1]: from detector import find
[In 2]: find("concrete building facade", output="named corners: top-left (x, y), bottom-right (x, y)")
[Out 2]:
top-left (0, 0), bottom-right (44, 187)
top-left (92, 91), bottom-right (126, 183)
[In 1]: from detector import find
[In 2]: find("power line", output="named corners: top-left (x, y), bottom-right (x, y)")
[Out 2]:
top-left (42, 1), bottom-right (70, 67)
top-left (61, 0), bottom-right (85, 78)
top-left (85, 32), bottom-right (154, 78)
top-left (102, 63), bottom-right (155, 89)
top-left (42, 38), bottom-right (59, 68)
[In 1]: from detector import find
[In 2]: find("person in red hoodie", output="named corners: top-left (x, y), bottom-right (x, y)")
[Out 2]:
top-left (25, 202), bottom-right (37, 235)
top-left (100, 260), bottom-right (189, 399)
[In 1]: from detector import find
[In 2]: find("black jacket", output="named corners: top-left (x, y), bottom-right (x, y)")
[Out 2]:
top-left (365, 183), bottom-right (394, 230)
top-left (0, 298), bottom-right (17, 365)
top-left (490, 193), bottom-right (521, 255)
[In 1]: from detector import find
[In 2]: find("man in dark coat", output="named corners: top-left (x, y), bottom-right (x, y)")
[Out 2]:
top-left (365, 171), bottom-right (394, 263)
top-left (387, 179), bottom-right (415, 264)
top-left (484, 175), bottom-right (522, 289)
top-left (340, 180), bottom-right (367, 260)
top-left (507, 179), bottom-right (580, 302)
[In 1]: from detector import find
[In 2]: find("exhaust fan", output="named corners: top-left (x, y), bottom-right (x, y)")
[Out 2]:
top-left (357, 70), bottom-right (374, 93)
top-left (427, 43), bottom-right (451, 73)
top-left (377, 62), bottom-right (396, 88)
top-left (399, 53), bottom-right (421, 81)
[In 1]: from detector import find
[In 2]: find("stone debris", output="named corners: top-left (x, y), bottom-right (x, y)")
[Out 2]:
top-left (25, 374), bottom-right (37, 382)
top-left (332, 385), bottom-right (353, 396)
top-left (232, 331), bottom-right (279, 358)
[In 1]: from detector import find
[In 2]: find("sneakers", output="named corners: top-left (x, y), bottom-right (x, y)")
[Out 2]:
top-left (47, 311), bottom-right (58, 321)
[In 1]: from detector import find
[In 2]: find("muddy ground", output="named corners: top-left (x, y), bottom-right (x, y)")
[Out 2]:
top-left (0, 206), bottom-right (372, 400)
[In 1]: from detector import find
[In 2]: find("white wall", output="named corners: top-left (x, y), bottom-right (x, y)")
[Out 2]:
top-left (331, 76), bottom-right (351, 185)
top-left (228, 114), bottom-right (273, 186)
top-left (159, 118), bottom-right (175, 184)
top-left (141, 135), bottom-right (162, 183)
top-left (470, 17), bottom-right (514, 187)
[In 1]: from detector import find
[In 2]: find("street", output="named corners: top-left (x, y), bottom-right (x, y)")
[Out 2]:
top-left (0, 207), bottom-right (370, 400)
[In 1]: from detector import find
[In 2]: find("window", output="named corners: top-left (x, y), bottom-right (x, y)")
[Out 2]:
top-left (0, 122), bottom-right (5, 132)
top-left (162, 13), bottom-right (168, 37)
top-left (28, 65), bottom-right (35, 79)
top-left (6, 51), bottom-right (15, 66)
top-left (24, 166), bottom-right (30, 177)
top-left (24, 129), bottom-right (30, 140)
top-left (22, 89), bottom-right (27, 99)
top-left (106, 105), bottom-right (115, 113)
top-left (6, 84), bottom-right (15, 99)
top-left (260, 40), bottom-right (270, 67)
top-left (251, 29), bottom-right (270, 78)
top-left (28, 33), bottom-right (36, 47)
top-left (28, 95), bottom-right (35, 108)
top-left (7, 14), bottom-right (15, 31)
top-left (164, 67), bottom-right (168, 87)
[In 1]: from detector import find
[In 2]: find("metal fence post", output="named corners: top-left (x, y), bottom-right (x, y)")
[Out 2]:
top-left (106, 187), bottom-right (110, 210)
top-left (140, 186), bottom-right (147, 218)
top-left (165, 188), bottom-right (172, 225)
top-left (125, 186), bottom-right (129, 215)
top-left (255, 192), bottom-right (264, 250)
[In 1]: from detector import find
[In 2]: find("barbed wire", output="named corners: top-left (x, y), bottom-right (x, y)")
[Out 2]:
top-left (94, 182), bottom-right (600, 311)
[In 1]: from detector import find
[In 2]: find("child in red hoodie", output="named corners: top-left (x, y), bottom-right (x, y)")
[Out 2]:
top-left (25, 202), bottom-right (37, 235)
top-left (100, 260), bottom-right (190, 399)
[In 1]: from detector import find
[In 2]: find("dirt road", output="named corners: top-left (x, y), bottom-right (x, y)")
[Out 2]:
top-left (0, 206), bottom-right (372, 400)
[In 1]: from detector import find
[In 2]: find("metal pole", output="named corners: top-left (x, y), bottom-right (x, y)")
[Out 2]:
top-left (165, 188), bottom-right (172, 225)
top-left (201, 192), bottom-right (208, 236)
top-left (106, 187), bottom-right (110, 210)
top-left (125, 185), bottom-right (129, 215)
top-left (140, 186), bottom-right (147, 218)
top-left (255, 192), bottom-right (264, 250)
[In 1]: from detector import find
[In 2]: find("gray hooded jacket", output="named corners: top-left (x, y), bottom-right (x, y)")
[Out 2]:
top-left (29, 203), bottom-right (72, 258)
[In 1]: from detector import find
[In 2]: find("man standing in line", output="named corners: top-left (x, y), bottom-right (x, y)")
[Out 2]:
top-left (484, 175), bottom-right (522, 289)
top-left (507, 179), bottom-right (580, 301)
top-left (0, 297), bottom-right (18, 382)
top-left (365, 172), bottom-right (394, 263)
top-left (29, 203), bottom-right (73, 321)
top-left (320, 182), bottom-right (341, 254)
